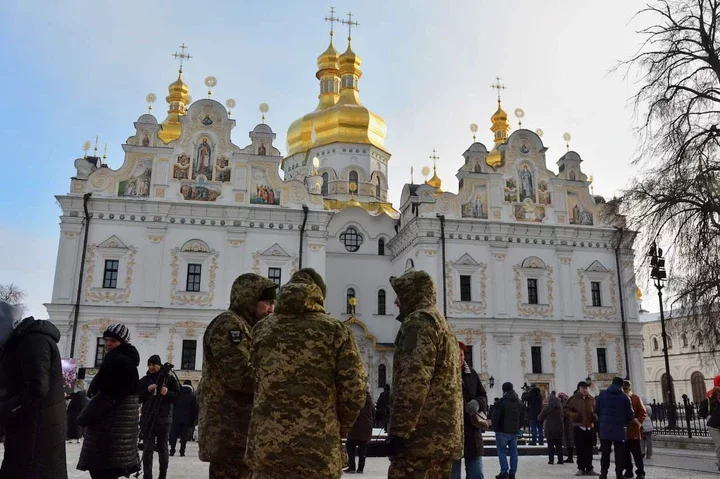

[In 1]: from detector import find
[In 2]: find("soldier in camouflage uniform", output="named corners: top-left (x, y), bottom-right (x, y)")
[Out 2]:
top-left (387, 270), bottom-right (463, 479)
top-left (198, 273), bottom-right (278, 479)
top-left (246, 268), bottom-right (367, 479)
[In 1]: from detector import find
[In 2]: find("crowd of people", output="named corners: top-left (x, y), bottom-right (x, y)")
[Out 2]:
top-left (1, 268), bottom-right (720, 479)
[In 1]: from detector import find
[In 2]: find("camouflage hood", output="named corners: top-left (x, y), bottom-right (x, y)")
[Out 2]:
top-left (229, 273), bottom-right (278, 326)
top-left (390, 270), bottom-right (437, 318)
top-left (275, 270), bottom-right (326, 315)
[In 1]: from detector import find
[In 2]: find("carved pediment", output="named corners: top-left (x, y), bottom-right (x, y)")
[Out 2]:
top-left (586, 260), bottom-right (610, 273)
top-left (260, 243), bottom-right (290, 257)
top-left (98, 235), bottom-right (128, 250)
top-left (455, 253), bottom-right (480, 266)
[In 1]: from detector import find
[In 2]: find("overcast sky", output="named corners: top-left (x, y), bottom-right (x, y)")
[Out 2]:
top-left (0, 0), bottom-right (654, 318)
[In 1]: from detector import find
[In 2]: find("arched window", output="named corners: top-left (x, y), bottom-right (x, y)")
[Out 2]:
top-left (377, 364), bottom-right (387, 388)
top-left (653, 338), bottom-right (659, 351)
top-left (691, 371), bottom-right (706, 403)
top-left (405, 258), bottom-right (414, 271)
top-left (377, 289), bottom-right (386, 315)
top-left (349, 170), bottom-right (359, 193)
top-left (346, 288), bottom-right (356, 314)
top-left (378, 238), bottom-right (385, 256)
top-left (321, 172), bottom-right (329, 196)
top-left (376, 176), bottom-right (382, 197)
top-left (681, 334), bottom-right (688, 348)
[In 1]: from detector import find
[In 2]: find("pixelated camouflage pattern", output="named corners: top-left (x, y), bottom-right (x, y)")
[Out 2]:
top-left (245, 270), bottom-right (367, 478)
top-left (209, 460), bottom-right (251, 479)
top-left (198, 273), bottom-right (278, 464)
top-left (388, 270), bottom-right (463, 469)
top-left (387, 458), bottom-right (453, 479)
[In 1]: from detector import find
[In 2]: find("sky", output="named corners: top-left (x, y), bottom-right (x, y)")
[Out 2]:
top-left (0, 0), bottom-right (654, 318)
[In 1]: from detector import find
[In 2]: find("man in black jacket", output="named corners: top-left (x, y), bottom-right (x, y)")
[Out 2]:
top-left (521, 384), bottom-right (545, 446)
top-left (139, 354), bottom-right (181, 479)
top-left (492, 382), bottom-right (524, 479)
top-left (0, 303), bottom-right (68, 478)
top-left (170, 380), bottom-right (198, 457)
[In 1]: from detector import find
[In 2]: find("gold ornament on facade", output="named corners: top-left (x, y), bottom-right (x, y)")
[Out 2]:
top-left (426, 149), bottom-right (442, 193)
top-left (146, 93), bottom-right (157, 113)
top-left (521, 331), bottom-right (557, 374)
top-left (513, 265), bottom-right (554, 317)
top-left (84, 245), bottom-right (137, 304)
top-left (259, 102), bottom-right (269, 123)
top-left (225, 98), bottom-right (236, 116)
top-left (577, 269), bottom-right (618, 319)
top-left (82, 140), bottom-right (92, 158)
top-left (159, 43), bottom-right (192, 144)
top-left (514, 108), bottom-right (524, 128)
top-left (470, 123), bottom-right (479, 142)
top-left (563, 132), bottom-right (572, 152)
top-left (445, 262), bottom-right (488, 315)
top-left (169, 247), bottom-right (219, 306)
top-left (535, 128), bottom-right (544, 138)
top-left (204, 76), bottom-right (217, 98)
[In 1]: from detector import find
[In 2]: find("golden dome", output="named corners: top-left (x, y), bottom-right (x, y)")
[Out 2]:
top-left (317, 34), bottom-right (340, 73)
top-left (486, 100), bottom-right (510, 169)
top-left (286, 37), bottom-right (387, 157)
top-left (427, 167), bottom-right (443, 192)
top-left (636, 287), bottom-right (643, 301)
top-left (159, 69), bottom-right (190, 144)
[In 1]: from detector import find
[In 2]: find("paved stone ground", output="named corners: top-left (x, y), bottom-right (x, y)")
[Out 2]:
top-left (1, 441), bottom-right (716, 478)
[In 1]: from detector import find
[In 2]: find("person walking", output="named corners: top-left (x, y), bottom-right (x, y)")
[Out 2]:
top-left (538, 393), bottom-right (565, 465)
top-left (522, 384), bottom-right (545, 446)
top-left (564, 381), bottom-right (598, 476)
top-left (345, 385), bottom-right (374, 474)
top-left (621, 381), bottom-right (646, 479)
top-left (170, 380), bottom-right (198, 457)
top-left (700, 375), bottom-right (720, 471)
top-left (595, 377), bottom-right (633, 479)
top-left (386, 270), bottom-right (463, 479)
top-left (558, 392), bottom-right (575, 464)
top-left (492, 382), bottom-right (524, 479)
top-left (67, 388), bottom-right (89, 443)
top-left (77, 322), bottom-right (141, 479)
top-left (0, 302), bottom-right (68, 478)
top-left (138, 355), bottom-right (181, 479)
top-left (376, 384), bottom-right (390, 430)
top-left (451, 341), bottom-right (488, 479)
top-left (198, 272), bottom-right (278, 479)
top-left (641, 400), bottom-right (652, 460)
top-left (246, 268), bottom-right (367, 479)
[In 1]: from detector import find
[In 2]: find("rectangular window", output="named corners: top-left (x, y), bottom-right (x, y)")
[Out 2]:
top-left (597, 348), bottom-right (608, 374)
top-left (268, 267), bottom-right (282, 285)
top-left (103, 260), bottom-right (119, 289)
top-left (94, 338), bottom-right (105, 368)
top-left (460, 275), bottom-right (472, 302)
top-left (527, 278), bottom-right (539, 304)
top-left (186, 263), bottom-right (202, 292)
top-left (531, 346), bottom-right (543, 374)
top-left (181, 340), bottom-right (197, 370)
top-left (591, 281), bottom-right (602, 307)
top-left (465, 345), bottom-right (474, 369)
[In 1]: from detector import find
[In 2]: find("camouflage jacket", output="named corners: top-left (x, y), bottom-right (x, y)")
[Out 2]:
top-left (246, 271), bottom-right (367, 477)
top-left (388, 270), bottom-right (463, 465)
top-left (198, 273), bottom-right (277, 463)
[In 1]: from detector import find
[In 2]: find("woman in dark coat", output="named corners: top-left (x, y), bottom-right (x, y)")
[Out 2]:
top-left (77, 323), bottom-right (141, 479)
top-left (558, 392), bottom-right (575, 463)
top-left (451, 342), bottom-right (488, 479)
top-left (538, 393), bottom-right (565, 465)
top-left (66, 389), bottom-right (89, 442)
top-left (345, 387), bottom-right (374, 474)
top-left (0, 309), bottom-right (68, 479)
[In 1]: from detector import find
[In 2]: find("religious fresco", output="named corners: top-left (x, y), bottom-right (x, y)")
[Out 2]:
top-left (518, 164), bottom-right (535, 202)
top-left (214, 157), bottom-right (231, 182)
top-left (258, 143), bottom-right (266, 156)
top-left (461, 187), bottom-right (488, 219)
top-left (504, 178), bottom-right (518, 202)
top-left (180, 178), bottom-right (221, 202)
top-left (193, 137), bottom-right (213, 178)
top-left (250, 167), bottom-right (280, 205)
top-left (118, 159), bottom-right (152, 197)
top-left (172, 154), bottom-right (191, 180)
top-left (568, 192), bottom-right (594, 225)
top-left (513, 202), bottom-right (545, 222)
top-left (538, 181), bottom-right (552, 205)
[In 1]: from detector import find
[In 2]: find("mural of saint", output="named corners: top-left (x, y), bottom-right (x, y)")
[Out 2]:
top-left (118, 160), bottom-right (152, 197)
top-left (194, 138), bottom-right (212, 178)
top-left (519, 165), bottom-right (535, 202)
top-left (258, 143), bottom-right (266, 156)
top-left (572, 204), bottom-right (581, 224)
top-left (142, 135), bottom-right (150, 147)
top-left (250, 168), bottom-right (280, 205)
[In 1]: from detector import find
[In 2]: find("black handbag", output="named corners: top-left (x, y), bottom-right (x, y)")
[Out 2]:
top-left (77, 392), bottom-right (115, 427)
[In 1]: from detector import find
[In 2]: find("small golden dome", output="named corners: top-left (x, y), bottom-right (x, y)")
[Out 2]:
top-left (167, 69), bottom-right (190, 105)
top-left (339, 40), bottom-right (361, 69)
top-left (490, 100), bottom-right (511, 146)
top-left (427, 168), bottom-right (443, 192)
top-left (636, 287), bottom-right (643, 301)
top-left (317, 34), bottom-right (340, 75)
top-left (159, 69), bottom-right (191, 144)
top-left (486, 146), bottom-right (503, 169)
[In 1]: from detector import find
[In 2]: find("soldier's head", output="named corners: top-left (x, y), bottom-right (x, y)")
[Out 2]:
top-left (229, 273), bottom-right (279, 324)
top-left (275, 269), bottom-right (327, 315)
top-left (147, 355), bottom-right (162, 374)
top-left (389, 270), bottom-right (436, 318)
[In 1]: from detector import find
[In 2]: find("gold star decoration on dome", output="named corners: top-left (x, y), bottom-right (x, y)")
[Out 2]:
top-left (324, 7), bottom-right (340, 35)
top-left (563, 132), bottom-right (572, 152)
top-left (172, 42), bottom-right (192, 72)
top-left (341, 11), bottom-right (359, 40)
top-left (470, 123), bottom-right (478, 141)
top-left (82, 140), bottom-right (91, 158)
top-left (259, 102), bottom-right (269, 123)
top-left (490, 76), bottom-right (506, 101)
top-left (146, 93), bottom-right (157, 112)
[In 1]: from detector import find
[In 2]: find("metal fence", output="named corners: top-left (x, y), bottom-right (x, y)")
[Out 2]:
top-left (649, 396), bottom-right (710, 438)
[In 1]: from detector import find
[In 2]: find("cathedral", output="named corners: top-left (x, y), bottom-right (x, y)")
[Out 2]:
top-left (47, 24), bottom-right (647, 399)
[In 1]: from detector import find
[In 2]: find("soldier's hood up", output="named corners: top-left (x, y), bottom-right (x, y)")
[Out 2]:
top-left (229, 273), bottom-right (278, 325)
top-left (390, 270), bottom-right (437, 318)
top-left (275, 271), bottom-right (325, 315)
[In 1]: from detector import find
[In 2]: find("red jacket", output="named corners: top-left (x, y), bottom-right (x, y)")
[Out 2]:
top-left (627, 394), bottom-right (647, 440)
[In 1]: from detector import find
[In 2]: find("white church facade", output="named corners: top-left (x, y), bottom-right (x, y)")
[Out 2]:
top-left (46, 27), bottom-right (646, 400)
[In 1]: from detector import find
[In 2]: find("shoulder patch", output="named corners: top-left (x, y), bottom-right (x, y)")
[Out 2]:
top-left (401, 328), bottom-right (418, 351)
top-left (228, 330), bottom-right (243, 344)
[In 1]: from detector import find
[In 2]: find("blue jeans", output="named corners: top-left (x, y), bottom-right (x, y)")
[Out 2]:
top-left (451, 456), bottom-right (484, 479)
top-left (495, 432), bottom-right (518, 475)
top-left (530, 419), bottom-right (544, 444)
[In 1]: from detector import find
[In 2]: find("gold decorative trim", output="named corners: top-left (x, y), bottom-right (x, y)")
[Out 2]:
top-left (344, 317), bottom-right (394, 351)
top-left (63, 231), bottom-right (80, 239)
top-left (584, 332), bottom-right (624, 377)
top-left (148, 235), bottom-right (164, 243)
top-left (577, 269), bottom-right (618, 319)
top-left (167, 327), bottom-right (176, 364)
top-left (514, 265), bottom-right (554, 317)
top-left (228, 239), bottom-right (244, 247)
top-left (84, 245), bottom-right (137, 304)
top-left (169, 247), bottom-right (219, 306)
top-left (520, 331), bottom-right (557, 374)
top-left (445, 262), bottom-right (488, 315)
top-left (453, 326), bottom-right (489, 372)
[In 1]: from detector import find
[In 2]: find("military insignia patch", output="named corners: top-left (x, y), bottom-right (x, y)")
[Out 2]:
top-left (402, 329), bottom-right (418, 351)
top-left (229, 330), bottom-right (242, 343)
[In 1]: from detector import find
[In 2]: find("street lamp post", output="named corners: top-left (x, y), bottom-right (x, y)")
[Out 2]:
top-left (649, 242), bottom-right (677, 428)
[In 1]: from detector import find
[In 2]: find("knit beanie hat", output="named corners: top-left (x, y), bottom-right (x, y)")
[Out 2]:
top-left (148, 354), bottom-right (162, 366)
top-left (296, 268), bottom-right (327, 298)
top-left (102, 322), bottom-right (131, 344)
top-left (502, 381), bottom-right (514, 393)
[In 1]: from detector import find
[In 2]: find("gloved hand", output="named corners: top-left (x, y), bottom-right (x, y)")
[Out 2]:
top-left (385, 435), bottom-right (406, 457)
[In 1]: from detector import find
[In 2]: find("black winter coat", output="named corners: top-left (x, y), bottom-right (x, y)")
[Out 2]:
top-left (537, 396), bottom-right (564, 441)
top-left (77, 342), bottom-right (141, 475)
top-left (461, 367), bottom-right (487, 458)
top-left (0, 318), bottom-right (68, 479)
top-left (139, 371), bottom-right (181, 426)
top-left (66, 391), bottom-right (88, 440)
top-left (492, 390), bottom-right (524, 435)
top-left (172, 384), bottom-right (198, 425)
top-left (348, 392), bottom-right (374, 442)
top-left (522, 387), bottom-right (544, 420)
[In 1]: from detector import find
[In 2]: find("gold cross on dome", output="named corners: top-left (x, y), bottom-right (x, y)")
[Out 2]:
top-left (429, 149), bottom-right (440, 166)
top-left (172, 42), bottom-right (192, 71)
top-left (490, 76), bottom-right (506, 101)
top-left (324, 7), bottom-right (341, 35)
top-left (341, 12), bottom-right (359, 40)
